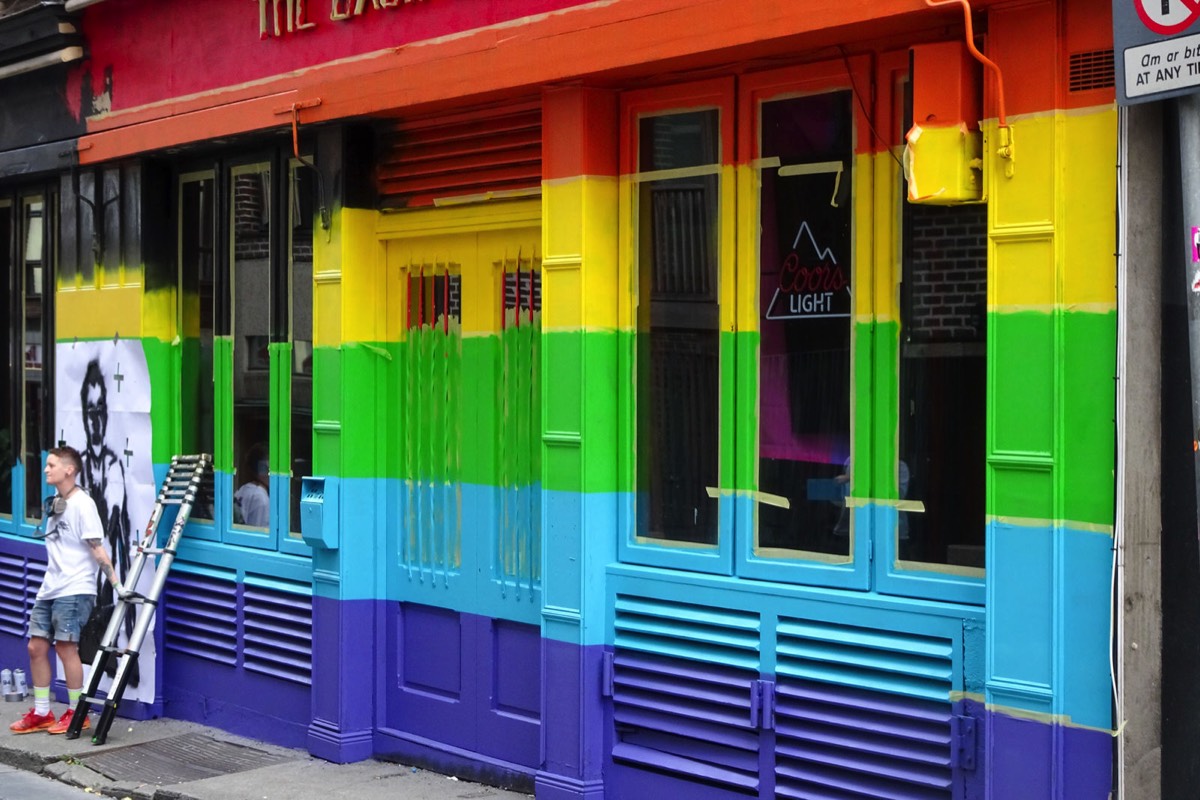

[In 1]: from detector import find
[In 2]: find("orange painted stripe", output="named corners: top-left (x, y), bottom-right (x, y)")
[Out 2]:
top-left (544, 87), bottom-right (618, 181)
top-left (80, 0), bottom-right (928, 164)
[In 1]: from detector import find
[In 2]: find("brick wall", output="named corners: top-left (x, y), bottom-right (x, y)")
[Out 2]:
top-left (905, 203), bottom-right (987, 342)
top-left (233, 173), bottom-right (270, 260)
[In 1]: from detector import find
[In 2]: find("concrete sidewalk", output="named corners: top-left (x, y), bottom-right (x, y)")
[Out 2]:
top-left (0, 710), bottom-right (533, 800)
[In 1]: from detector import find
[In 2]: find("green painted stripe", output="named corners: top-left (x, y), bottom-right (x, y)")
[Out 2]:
top-left (1060, 310), bottom-right (1116, 526)
top-left (866, 319), bottom-right (898, 502)
top-left (143, 336), bottom-right (178, 464)
top-left (732, 330), bottom-right (756, 494)
top-left (990, 311), bottom-right (1056, 457)
top-left (313, 344), bottom-right (342, 478)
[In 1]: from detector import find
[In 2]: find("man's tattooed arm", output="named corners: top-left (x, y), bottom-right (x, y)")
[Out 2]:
top-left (87, 539), bottom-right (120, 588)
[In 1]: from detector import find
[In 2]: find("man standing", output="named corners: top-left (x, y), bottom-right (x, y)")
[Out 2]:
top-left (9, 446), bottom-right (126, 735)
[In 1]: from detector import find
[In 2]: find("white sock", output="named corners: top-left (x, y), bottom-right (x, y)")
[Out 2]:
top-left (33, 685), bottom-right (50, 716)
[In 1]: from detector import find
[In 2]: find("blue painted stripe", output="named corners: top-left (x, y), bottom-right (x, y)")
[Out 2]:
top-left (987, 518), bottom-right (1113, 731)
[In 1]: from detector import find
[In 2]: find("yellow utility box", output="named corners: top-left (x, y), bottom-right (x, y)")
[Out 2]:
top-left (904, 41), bottom-right (984, 204)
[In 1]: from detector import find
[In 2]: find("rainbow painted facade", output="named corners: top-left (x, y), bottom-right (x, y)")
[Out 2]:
top-left (0, 0), bottom-right (1120, 797)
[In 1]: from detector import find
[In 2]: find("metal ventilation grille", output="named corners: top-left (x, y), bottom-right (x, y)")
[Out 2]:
top-left (775, 618), bottom-right (954, 702)
top-left (164, 570), bottom-right (238, 665)
top-left (378, 103), bottom-right (542, 209)
top-left (613, 595), bottom-right (760, 670)
top-left (0, 553), bottom-right (45, 638)
top-left (774, 680), bottom-right (953, 799)
top-left (242, 580), bottom-right (312, 685)
top-left (1069, 49), bottom-right (1115, 92)
top-left (610, 649), bottom-right (760, 795)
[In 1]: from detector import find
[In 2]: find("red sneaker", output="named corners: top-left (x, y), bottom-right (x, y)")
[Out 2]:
top-left (9, 708), bottom-right (55, 734)
top-left (47, 709), bottom-right (88, 735)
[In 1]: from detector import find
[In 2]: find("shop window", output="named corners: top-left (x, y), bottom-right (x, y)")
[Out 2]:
top-left (755, 92), bottom-right (854, 561)
top-left (289, 164), bottom-right (314, 539)
top-left (0, 200), bottom-right (12, 517)
top-left (897, 202), bottom-right (986, 572)
top-left (0, 189), bottom-right (54, 531)
top-left (634, 110), bottom-right (721, 546)
top-left (22, 197), bottom-right (52, 523)
top-left (231, 163), bottom-right (273, 532)
top-left (622, 64), bottom-right (983, 600)
top-left (177, 152), bottom-right (314, 552)
top-left (179, 172), bottom-right (217, 520)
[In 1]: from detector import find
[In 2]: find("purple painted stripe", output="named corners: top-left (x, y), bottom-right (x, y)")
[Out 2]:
top-left (988, 708), bottom-right (1112, 799)
top-left (608, 758), bottom-right (759, 799)
top-left (163, 651), bottom-right (310, 749)
top-left (777, 680), bottom-right (952, 723)
top-left (381, 602), bottom-right (542, 768)
top-left (543, 638), bottom-right (607, 782)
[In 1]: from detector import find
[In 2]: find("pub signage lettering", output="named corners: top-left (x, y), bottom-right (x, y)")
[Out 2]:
top-left (258, 0), bottom-right (425, 38)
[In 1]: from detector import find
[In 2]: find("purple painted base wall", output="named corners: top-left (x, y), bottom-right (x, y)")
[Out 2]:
top-left (377, 602), bottom-right (542, 767)
top-left (988, 708), bottom-right (1112, 799)
top-left (308, 596), bottom-right (374, 763)
top-left (163, 652), bottom-right (310, 749)
top-left (538, 638), bottom-right (608, 795)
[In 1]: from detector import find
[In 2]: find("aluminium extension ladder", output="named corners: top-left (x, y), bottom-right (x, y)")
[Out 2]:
top-left (65, 453), bottom-right (213, 744)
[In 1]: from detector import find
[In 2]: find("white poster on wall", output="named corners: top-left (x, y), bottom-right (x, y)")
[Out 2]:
top-left (55, 338), bottom-right (157, 705)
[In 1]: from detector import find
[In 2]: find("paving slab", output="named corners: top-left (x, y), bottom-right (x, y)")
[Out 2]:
top-left (0, 715), bottom-right (533, 800)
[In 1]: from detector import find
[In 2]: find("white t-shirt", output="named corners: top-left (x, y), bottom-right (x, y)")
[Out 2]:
top-left (37, 488), bottom-right (104, 601)
top-left (234, 482), bottom-right (269, 528)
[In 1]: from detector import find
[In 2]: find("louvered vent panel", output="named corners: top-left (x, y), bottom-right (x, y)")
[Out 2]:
top-left (774, 680), bottom-right (953, 800)
top-left (1069, 49), bottom-right (1115, 92)
top-left (0, 554), bottom-right (44, 638)
top-left (242, 580), bottom-right (312, 685)
top-left (163, 571), bottom-right (238, 665)
top-left (776, 618), bottom-right (954, 702)
top-left (378, 104), bottom-right (542, 209)
top-left (612, 650), bottom-right (760, 795)
top-left (613, 595), bottom-right (759, 670)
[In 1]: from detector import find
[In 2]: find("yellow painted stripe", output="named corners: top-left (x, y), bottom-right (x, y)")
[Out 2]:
top-left (542, 175), bottom-right (619, 333)
top-left (377, 199), bottom-right (544, 338)
top-left (142, 285), bottom-right (176, 341)
top-left (57, 286), bottom-right (143, 340)
top-left (1061, 106), bottom-right (1117, 308)
top-left (851, 151), bottom-right (874, 320)
top-left (873, 147), bottom-right (903, 324)
top-left (341, 207), bottom-right (385, 345)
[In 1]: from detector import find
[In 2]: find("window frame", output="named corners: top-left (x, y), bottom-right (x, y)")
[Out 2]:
top-left (872, 52), bottom-right (986, 605)
top-left (175, 148), bottom-right (314, 556)
top-left (733, 60), bottom-right (873, 590)
top-left (617, 77), bottom-right (738, 576)
top-left (0, 184), bottom-right (56, 538)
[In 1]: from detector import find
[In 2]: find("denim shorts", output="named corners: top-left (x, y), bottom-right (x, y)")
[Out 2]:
top-left (28, 594), bottom-right (95, 644)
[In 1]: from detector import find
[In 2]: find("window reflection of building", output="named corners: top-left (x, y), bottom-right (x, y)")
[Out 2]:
top-left (289, 163), bottom-right (314, 538)
top-left (232, 164), bottom-right (272, 530)
top-left (22, 196), bottom-right (50, 522)
top-left (178, 154), bottom-right (314, 541)
top-left (180, 174), bottom-right (216, 519)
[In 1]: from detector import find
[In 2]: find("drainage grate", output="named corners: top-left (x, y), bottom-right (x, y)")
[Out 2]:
top-left (79, 733), bottom-right (297, 785)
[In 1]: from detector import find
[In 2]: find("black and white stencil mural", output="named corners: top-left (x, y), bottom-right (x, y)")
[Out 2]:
top-left (56, 339), bottom-right (157, 704)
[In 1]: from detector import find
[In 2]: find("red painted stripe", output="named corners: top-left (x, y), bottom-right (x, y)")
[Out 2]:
top-left (79, 0), bottom-right (926, 164)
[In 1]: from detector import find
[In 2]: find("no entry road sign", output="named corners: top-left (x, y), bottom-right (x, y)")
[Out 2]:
top-left (1116, 0), bottom-right (1200, 103)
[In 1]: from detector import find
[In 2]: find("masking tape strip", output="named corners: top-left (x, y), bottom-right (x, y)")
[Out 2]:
top-left (844, 497), bottom-right (926, 513)
top-left (705, 487), bottom-right (791, 510)
top-left (632, 164), bottom-right (722, 183)
top-left (778, 160), bottom-right (844, 177)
